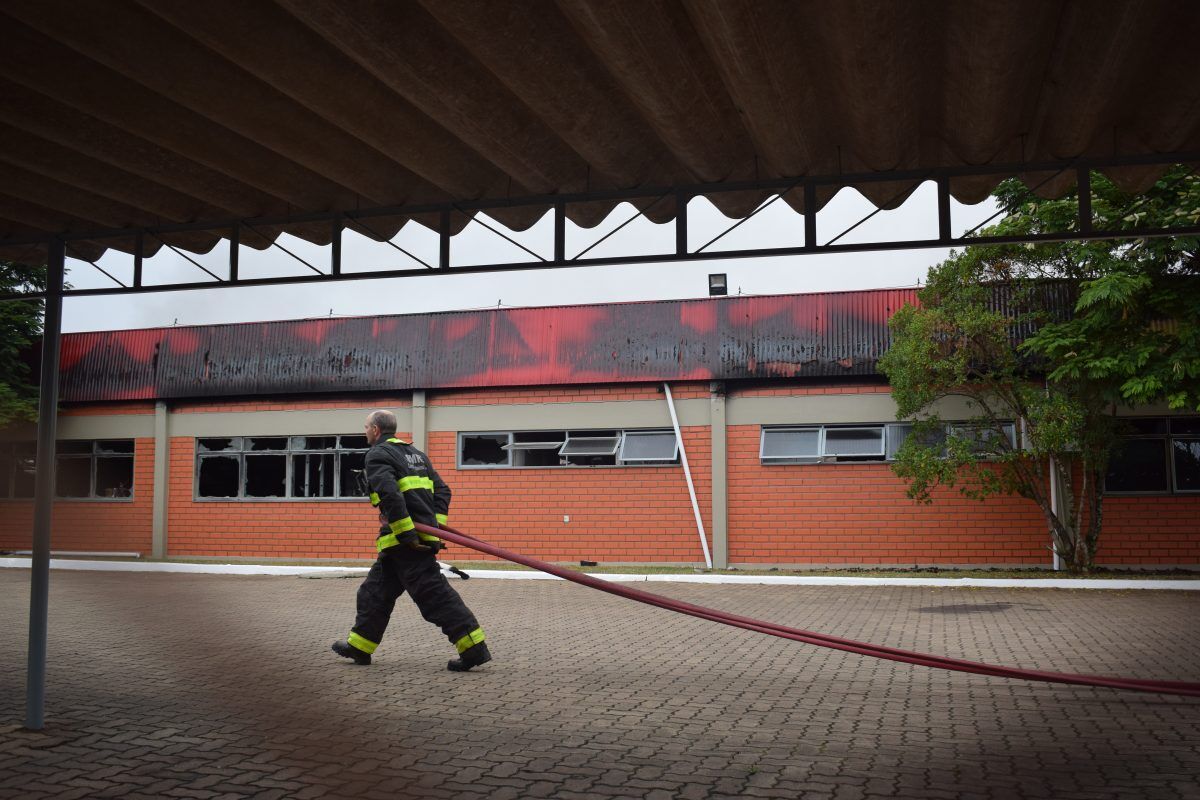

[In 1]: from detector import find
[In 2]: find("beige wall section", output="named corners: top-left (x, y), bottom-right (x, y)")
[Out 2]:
top-left (168, 407), bottom-right (413, 437)
top-left (25, 414), bottom-right (154, 440)
top-left (428, 398), bottom-right (710, 432)
top-left (726, 393), bottom-right (983, 426)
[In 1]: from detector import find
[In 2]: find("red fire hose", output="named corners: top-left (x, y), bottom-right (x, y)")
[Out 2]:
top-left (422, 523), bottom-right (1200, 698)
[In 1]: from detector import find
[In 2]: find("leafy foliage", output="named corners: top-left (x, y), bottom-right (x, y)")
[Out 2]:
top-left (0, 261), bottom-right (46, 427)
top-left (879, 166), bottom-right (1200, 571)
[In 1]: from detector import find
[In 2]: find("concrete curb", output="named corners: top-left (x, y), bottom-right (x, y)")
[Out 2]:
top-left (2, 558), bottom-right (1198, 589)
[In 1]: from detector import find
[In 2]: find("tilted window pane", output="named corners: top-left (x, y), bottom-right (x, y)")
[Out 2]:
top-left (198, 456), bottom-right (240, 497)
top-left (96, 440), bottom-right (135, 454)
top-left (1105, 438), bottom-right (1169, 492)
top-left (55, 457), bottom-right (91, 497)
top-left (619, 432), bottom-right (678, 461)
top-left (95, 457), bottom-right (134, 498)
top-left (761, 429), bottom-right (819, 460)
top-left (246, 437), bottom-right (287, 451)
top-left (199, 437), bottom-right (240, 452)
top-left (559, 436), bottom-right (621, 456)
top-left (823, 427), bottom-right (885, 457)
top-left (245, 454), bottom-right (287, 496)
top-left (339, 451), bottom-right (368, 497)
top-left (461, 434), bottom-right (510, 466)
top-left (1173, 438), bottom-right (1200, 492)
top-left (339, 435), bottom-right (369, 450)
top-left (292, 452), bottom-right (336, 497)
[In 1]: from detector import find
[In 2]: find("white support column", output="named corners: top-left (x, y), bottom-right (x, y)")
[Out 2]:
top-left (710, 382), bottom-right (728, 569)
top-left (151, 401), bottom-right (170, 559)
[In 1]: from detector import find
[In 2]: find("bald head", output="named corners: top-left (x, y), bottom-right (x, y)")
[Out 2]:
top-left (364, 409), bottom-right (397, 444)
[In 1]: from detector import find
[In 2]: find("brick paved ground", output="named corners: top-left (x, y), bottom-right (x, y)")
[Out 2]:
top-left (1, 569), bottom-right (1198, 800)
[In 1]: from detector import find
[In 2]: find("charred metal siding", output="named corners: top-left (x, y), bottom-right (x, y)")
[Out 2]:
top-left (57, 290), bottom-right (922, 402)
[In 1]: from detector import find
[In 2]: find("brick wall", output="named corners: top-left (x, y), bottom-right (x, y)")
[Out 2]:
top-left (428, 425), bottom-right (713, 564)
top-left (726, 424), bottom-right (1050, 565)
top-left (6, 383), bottom-right (1194, 566)
top-left (1095, 496), bottom-right (1200, 564)
top-left (0, 437), bottom-right (155, 554)
top-left (164, 434), bottom-right (409, 559)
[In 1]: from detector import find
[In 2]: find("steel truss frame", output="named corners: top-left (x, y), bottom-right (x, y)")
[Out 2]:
top-left (2, 152), bottom-right (1198, 301)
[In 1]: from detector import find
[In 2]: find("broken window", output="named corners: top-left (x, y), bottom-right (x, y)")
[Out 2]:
top-left (245, 454), bottom-right (287, 497)
top-left (198, 455), bottom-right (239, 497)
top-left (460, 433), bottom-right (510, 466)
top-left (292, 452), bottom-right (336, 498)
top-left (95, 456), bottom-right (134, 498)
top-left (195, 434), bottom-right (370, 499)
top-left (339, 450), bottom-right (368, 497)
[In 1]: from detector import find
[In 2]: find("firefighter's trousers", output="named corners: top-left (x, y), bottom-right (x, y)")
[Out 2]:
top-left (348, 550), bottom-right (483, 657)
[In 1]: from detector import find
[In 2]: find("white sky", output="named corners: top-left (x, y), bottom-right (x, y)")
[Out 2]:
top-left (60, 180), bottom-right (1001, 332)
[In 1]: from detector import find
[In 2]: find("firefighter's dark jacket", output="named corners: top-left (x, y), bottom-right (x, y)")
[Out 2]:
top-left (366, 437), bottom-right (451, 551)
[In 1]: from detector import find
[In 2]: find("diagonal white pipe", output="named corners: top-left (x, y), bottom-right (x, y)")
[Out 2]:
top-left (664, 383), bottom-right (713, 568)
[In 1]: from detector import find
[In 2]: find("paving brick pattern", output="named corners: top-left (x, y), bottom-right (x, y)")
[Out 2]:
top-left (2, 570), bottom-right (1198, 799)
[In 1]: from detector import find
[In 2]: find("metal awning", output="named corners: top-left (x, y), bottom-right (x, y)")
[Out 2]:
top-left (0, 0), bottom-right (1198, 265)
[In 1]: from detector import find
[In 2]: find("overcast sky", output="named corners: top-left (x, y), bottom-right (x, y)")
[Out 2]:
top-left (60, 181), bottom-right (1000, 332)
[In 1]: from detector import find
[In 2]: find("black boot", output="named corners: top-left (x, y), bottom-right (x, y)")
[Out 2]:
top-left (447, 642), bottom-right (491, 672)
top-left (331, 640), bottom-right (372, 665)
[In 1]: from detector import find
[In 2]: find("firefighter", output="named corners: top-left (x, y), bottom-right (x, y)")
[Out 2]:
top-left (331, 409), bottom-right (491, 671)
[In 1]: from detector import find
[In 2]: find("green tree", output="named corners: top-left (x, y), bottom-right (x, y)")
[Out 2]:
top-left (879, 166), bottom-right (1200, 572)
top-left (0, 261), bottom-right (46, 427)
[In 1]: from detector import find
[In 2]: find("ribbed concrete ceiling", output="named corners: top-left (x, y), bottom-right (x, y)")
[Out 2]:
top-left (0, 0), bottom-right (1197, 261)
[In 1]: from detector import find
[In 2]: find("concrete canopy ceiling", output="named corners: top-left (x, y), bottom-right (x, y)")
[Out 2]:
top-left (0, 0), bottom-right (1197, 261)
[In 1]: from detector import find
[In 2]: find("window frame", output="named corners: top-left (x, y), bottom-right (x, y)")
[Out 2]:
top-left (1104, 417), bottom-right (1200, 496)
top-left (0, 439), bottom-right (136, 502)
top-left (457, 429), bottom-right (680, 469)
top-left (193, 435), bottom-right (370, 501)
top-left (760, 421), bottom-right (1015, 466)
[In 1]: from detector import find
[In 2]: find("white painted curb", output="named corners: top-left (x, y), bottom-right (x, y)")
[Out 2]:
top-left (1, 558), bottom-right (1197, 589)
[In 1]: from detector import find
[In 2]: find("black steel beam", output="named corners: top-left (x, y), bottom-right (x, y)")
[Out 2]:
top-left (25, 237), bottom-right (63, 731)
top-left (8, 221), bottom-right (1196, 301)
top-left (1, 152), bottom-right (1197, 301)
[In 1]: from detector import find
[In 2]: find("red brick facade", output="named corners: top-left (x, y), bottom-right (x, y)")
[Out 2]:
top-left (3, 383), bottom-right (1197, 565)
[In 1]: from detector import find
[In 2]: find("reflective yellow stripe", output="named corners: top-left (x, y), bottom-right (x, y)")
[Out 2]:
top-left (435, 513), bottom-right (448, 525)
top-left (416, 531), bottom-right (442, 543)
top-left (386, 437), bottom-right (412, 445)
top-left (454, 627), bottom-right (485, 653)
top-left (369, 492), bottom-right (380, 507)
top-left (397, 476), bottom-right (435, 493)
top-left (389, 516), bottom-right (415, 534)
top-left (348, 632), bottom-right (377, 654)
top-left (376, 533), bottom-right (399, 551)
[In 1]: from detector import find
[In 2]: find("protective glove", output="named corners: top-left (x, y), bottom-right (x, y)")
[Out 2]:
top-left (393, 530), bottom-right (432, 553)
